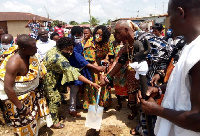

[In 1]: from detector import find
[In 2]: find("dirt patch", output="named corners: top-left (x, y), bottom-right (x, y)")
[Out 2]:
top-left (0, 91), bottom-right (139, 136)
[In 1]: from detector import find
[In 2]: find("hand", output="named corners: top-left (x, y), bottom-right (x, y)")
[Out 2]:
top-left (96, 66), bottom-right (106, 72)
top-left (136, 90), bottom-right (142, 104)
top-left (99, 74), bottom-right (108, 86)
top-left (102, 59), bottom-right (109, 65)
top-left (36, 20), bottom-right (39, 23)
top-left (150, 74), bottom-right (160, 86)
top-left (141, 97), bottom-right (163, 115)
top-left (146, 86), bottom-right (159, 98)
top-left (91, 82), bottom-right (100, 90)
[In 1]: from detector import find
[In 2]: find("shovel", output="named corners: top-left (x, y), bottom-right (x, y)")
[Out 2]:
top-left (85, 87), bottom-right (104, 130)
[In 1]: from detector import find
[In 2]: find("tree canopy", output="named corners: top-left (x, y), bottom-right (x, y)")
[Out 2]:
top-left (89, 16), bottom-right (100, 27)
top-left (69, 20), bottom-right (79, 25)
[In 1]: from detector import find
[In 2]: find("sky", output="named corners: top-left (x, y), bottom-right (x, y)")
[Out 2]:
top-left (0, 0), bottom-right (170, 24)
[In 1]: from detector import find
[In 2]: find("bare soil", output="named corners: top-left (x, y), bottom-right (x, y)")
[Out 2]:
top-left (0, 91), bottom-right (139, 136)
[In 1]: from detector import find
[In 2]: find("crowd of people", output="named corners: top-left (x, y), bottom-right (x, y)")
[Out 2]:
top-left (1, 0), bottom-right (200, 135)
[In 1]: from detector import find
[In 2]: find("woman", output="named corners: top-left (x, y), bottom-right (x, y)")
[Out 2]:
top-left (43, 37), bottom-right (100, 129)
top-left (81, 27), bottom-right (99, 109)
top-left (152, 23), bottom-right (164, 38)
top-left (92, 25), bottom-right (115, 109)
top-left (67, 26), bottom-right (105, 111)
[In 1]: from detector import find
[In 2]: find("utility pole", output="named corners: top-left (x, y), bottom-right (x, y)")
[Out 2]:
top-left (163, 2), bottom-right (164, 14)
top-left (44, 6), bottom-right (49, 19)
top-left (89, 0), bottom-right (92, 28)
top-left (137, 10), bottom-right (139, 18)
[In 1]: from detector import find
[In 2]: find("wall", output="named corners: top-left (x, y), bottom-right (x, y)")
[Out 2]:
top-left (7, 20), bottom-right (45, 37)
top-left (7, 21), bottom-right (31, 37)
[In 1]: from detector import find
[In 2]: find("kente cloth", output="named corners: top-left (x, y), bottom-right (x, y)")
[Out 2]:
top-left (67, 42), bottom-right (92, 85)
top-left (113, 44), bottom-right (127, 96)
top-left (155, 35), bottom-right (200, 136)
top-left (0, 45), bottom-right (18, 63)
top-left (0, 52), bottom-right (52, 136)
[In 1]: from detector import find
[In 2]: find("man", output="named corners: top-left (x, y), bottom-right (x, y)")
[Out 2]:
top-left (47, 21), bottom-right (52, 31)
top-left (0, 34), bottom-right (14, 55)
top-left (0, 34), bottom-right (52, 135)
top-left (54, 21), bottom-right (64, 38)
top-left (100, 20), bottom-right (172, 135)
top-left (141, 0), bottom-right (200, 135)
top-left (36, 28), bottom-right (56, 60)
top-left (25, 17), bottom-right (44, 39)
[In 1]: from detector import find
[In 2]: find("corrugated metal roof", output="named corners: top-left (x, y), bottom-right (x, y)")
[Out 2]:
top-left (0, 12), bottom-right (52, 21)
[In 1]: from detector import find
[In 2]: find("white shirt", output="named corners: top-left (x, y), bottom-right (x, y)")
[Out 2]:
top-left (155, 35), bottom-right (200, 136)
top-left (36, 39), bottom-right (56, 60)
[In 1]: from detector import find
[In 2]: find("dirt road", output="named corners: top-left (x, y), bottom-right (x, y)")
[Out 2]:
top-left (0, 92), bottom-right (139, 136)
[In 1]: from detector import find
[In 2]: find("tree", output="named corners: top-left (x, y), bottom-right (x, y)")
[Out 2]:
top-left (69, 21), bottom-right (79, 25)
top-left (81, 22), bottom-right (90, 25)
top-left (52, 20), bottom-right (60, 27)
top-left (106, 19), bottom-right (112, 25)
top-left (102, 23), bottom-right (107, 26)
top-left (89, 16), bottom-right (100, 27)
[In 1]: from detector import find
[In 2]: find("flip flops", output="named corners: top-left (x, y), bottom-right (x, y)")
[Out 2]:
top-left (51, 123), bottom-right (65, 129)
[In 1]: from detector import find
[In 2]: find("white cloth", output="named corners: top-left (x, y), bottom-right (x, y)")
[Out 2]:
top-left (129, 61), bottom-right (148, 80)
top-left (36, 39), bottom-right (56, 60)
top-left (155, 35), bottom-right (200, 136)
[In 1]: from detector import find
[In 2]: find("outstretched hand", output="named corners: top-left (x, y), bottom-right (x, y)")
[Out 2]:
top-left (150, 74), bottom-right (160, 86)
top-left (99, 74), bottom-right (109, 86)
top-left (141, 97), bottom-right (163, 115)
top-left (137, 86), bottom-right (159, 104)
top-left (91, 83), bottom-right (100, 90)
top-left (96, 66), bottom-right (106, 72)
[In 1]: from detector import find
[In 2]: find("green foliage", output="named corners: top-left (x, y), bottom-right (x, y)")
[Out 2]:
top-left (106, 19), bottom-right (112, 25)
top-left (81, 22), bottom-right (90, 25)
top-left (89, 16), bottom-right (100, 27)
top-left (52, 20), bottom-right (66, 27)
top-left (69, 20), bottom-right (79, 25)
top-left (52, 20), bottom-right (59, 27)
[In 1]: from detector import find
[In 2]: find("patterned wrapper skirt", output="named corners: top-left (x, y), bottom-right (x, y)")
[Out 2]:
top-left (4, 89), bottom-right (52, 136)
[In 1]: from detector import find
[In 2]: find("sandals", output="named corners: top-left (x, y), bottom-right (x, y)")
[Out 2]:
top-left (130, 128), bottom-right (139, 135)
top-left (51, 123), bottom-right (65, 129)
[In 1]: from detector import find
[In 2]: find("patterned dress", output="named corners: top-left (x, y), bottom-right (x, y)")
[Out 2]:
top-left (43, 47), bottom-right (81, 124)
top-left (95, 40), bottom-right (114, 108)
top-left (82, 38), bottom-right (98, 109)
top-left (0, 53), bottom-right (52, 136)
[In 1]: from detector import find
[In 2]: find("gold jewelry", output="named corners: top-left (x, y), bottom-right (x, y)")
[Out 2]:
top-left (126, 42), bottom-right (135, 71)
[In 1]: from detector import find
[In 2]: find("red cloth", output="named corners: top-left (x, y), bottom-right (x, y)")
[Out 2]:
top-left (54, 26), bottom-right (64, 38)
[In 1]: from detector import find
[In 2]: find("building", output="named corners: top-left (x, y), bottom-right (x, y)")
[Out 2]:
top-left (0, 12), bottom-right (52, 37)
top-left (111, 14), bottom-right (170, 34)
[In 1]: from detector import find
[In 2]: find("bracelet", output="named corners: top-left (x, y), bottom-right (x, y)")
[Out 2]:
top-left (89, 82), bottom-right (93, 86)
top-left (106, 74), bottom-right (112, 81)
